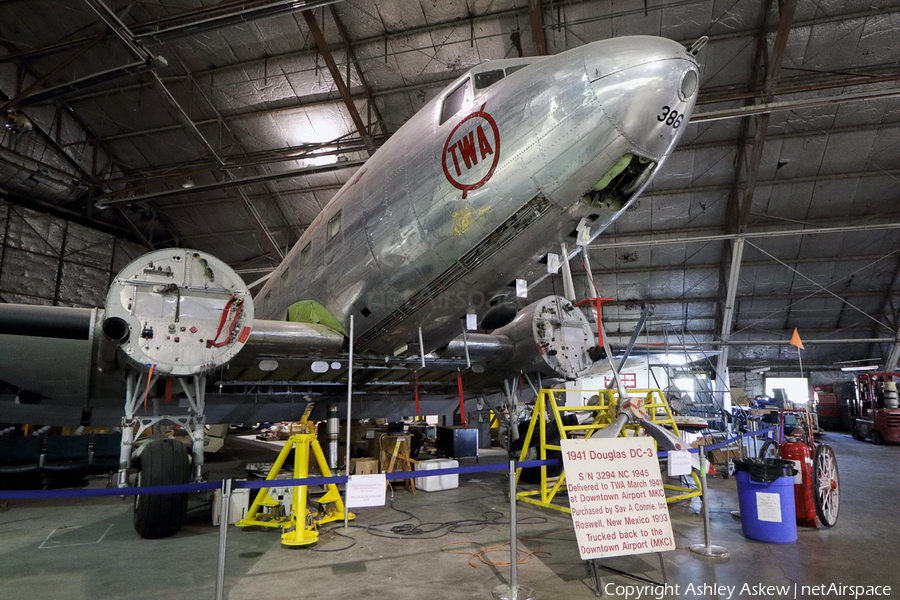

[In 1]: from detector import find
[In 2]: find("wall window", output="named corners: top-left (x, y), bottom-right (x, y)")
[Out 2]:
top-left (474, 69), bottom-right (504, 90)
top-left (440, 80), bottom-right (470, 125)
top-left (300, 242), bottom-right (312, 266)
top-left (327, 211), bottom-right (342, 241)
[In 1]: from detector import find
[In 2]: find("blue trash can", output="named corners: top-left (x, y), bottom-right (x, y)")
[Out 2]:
top-left (733, 458), bottom-right (797, 543)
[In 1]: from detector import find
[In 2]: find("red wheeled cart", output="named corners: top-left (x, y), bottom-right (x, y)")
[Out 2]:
top-left (759, 408), bottom-right (839, 528)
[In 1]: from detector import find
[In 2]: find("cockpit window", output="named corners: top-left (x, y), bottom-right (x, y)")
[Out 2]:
top-left (505, 65), bottom-right (526, 76)
top-left (474, 69), bottom-right (504, 90)
top-left (440, 80), bottom-right (470, 125)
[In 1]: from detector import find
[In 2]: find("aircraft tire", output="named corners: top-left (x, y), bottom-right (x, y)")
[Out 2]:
top-left (133, 438), bottom-right (190, 539)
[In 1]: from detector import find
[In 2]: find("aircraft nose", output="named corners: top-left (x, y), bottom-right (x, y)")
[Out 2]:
top-left (585, 36), bottom-right (700, 159)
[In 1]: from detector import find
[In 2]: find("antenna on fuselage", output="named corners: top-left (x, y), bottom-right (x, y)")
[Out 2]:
top-left (688, 36), bottom-right (708, 56)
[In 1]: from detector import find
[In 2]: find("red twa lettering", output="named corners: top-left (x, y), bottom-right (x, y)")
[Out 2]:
top-left (458, 131), bottom-right (478, 170)
top-left (441, 104), bottom-right (501, 199)
top-left (477, 124), bottom-right (493, 158)
top-left (453, 127), bottom-right (494, 174)
top-left (448, 144), bottom-right (462, 176)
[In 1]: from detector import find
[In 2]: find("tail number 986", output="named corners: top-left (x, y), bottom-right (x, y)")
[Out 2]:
top-left (657, 106), bottom-right (683, 128)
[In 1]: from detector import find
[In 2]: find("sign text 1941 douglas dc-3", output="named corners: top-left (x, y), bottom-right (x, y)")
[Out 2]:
top-left (561, 437), bottom-right (675, 560)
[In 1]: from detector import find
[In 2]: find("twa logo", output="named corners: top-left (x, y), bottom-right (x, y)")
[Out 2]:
top-left (442, 104), bottom-right (500, 199)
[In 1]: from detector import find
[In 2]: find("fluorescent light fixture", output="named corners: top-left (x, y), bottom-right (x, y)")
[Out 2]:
top-left (309, 155), bottom-right (338, 167)
top-left (840, 365), bottom-right (879, 372)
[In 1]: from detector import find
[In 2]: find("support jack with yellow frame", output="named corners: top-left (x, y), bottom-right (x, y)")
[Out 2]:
top-left (515, 388), bottom-right (703, 513)
top-left (236, 409), bottom-right (353, 546)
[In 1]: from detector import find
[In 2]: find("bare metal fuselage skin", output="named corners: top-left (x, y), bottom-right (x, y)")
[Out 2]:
top-left (0, 36), bottom-right (699, 425)
top-left (256, 36), bottom-right (699, 354)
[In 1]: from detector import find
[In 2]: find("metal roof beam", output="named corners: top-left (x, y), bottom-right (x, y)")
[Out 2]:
top-left (588, 220), bottom-right (900, 250)
top-left (94, 159), bottom-right (366, 207)
top-left (693, 87), bottom-right (900, 122)
top-left (714, 0), bottom-right (796, 399)
top-left (528, 0), bottom-right (548, 56)
top-left (0, 190), bottom-right (150, 249)
top-left (328, 4), bottom-right (384, 137)
top-left (84, 0), bottom-right (288, 261)
top-left (155, 184), bottom-right (343, 210)
top-left (0, 0), bottom-right (344, 62)
top-left (301, 9), bottom-right (374, 155)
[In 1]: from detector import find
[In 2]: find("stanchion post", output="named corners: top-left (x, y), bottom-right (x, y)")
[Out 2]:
top-left (510, 459), bottom-right (517, 592)
top-left (689, 447), bottom-right (729, 558)
top-left (491, 460), bottom-right (535, 600)
top-left (215, 478), bottom-right (232, 600)
top-left (344, 315), bottom-right (354, 529)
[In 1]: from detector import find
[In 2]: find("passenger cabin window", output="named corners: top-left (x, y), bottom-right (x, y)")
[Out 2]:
top-left (474, 69), bottom-right (504, 90)
top-left (299, 242), bottom-right (312, 266)
top-left (280, 266), bottom-right (290, 290)
top-left (327, 210), bottom-right (342, 241)
top-left (440, 80), bottom-right (470, 125)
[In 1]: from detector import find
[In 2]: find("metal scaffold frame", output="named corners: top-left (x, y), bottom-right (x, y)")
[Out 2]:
top-left (515, 388), bottom-right (702, 512)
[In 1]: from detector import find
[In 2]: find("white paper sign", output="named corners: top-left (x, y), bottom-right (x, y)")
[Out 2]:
top-left (346, 474), bottom-right (387, 508)
top-left (515, 279), bottom-right (528, 298)
top-left (755, 491), bottom-right (782, 523)
top-left (667, 450), bottom-right (692, 477)
top-left (576, 220), bottom-right (591, 246)
top-left (546, 253), bottom-right (560, 274)
top-left (790, 459), bottom-right (803, 485)
top-left (561, 437), bottom-right (675, 560)
top-left (465, 312), bottom-right (477, 331)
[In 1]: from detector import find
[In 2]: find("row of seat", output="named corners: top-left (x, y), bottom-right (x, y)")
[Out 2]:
top-left (0, 432), bottom-right (122, 475)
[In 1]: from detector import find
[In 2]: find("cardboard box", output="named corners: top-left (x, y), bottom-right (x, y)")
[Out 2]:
top-left (350, 457), bottom-right (378, 475)
top-left (709, 445), bottom-right (743, 465)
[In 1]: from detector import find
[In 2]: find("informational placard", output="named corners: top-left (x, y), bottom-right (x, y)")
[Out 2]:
top-left (667, 450), bottom-right (692, 477)
top-left (756, 491), bottom-right (782, 523)
top-left (345, 474), bottom-right (387, 508)
top-left (561, 437), bottom-right (675, 560)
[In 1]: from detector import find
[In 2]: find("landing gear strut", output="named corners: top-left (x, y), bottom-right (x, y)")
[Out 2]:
top-left (103, 249), bottom-right (254, 539)
top-left (119, 371), bottom-right (209, 538)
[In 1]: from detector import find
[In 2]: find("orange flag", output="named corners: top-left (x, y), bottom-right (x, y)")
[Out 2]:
top-left (790, 328), bottom-right (804, 350)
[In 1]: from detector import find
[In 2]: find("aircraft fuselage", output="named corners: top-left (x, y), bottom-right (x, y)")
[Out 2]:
top-left (256, 36), bottom-right (700, 355)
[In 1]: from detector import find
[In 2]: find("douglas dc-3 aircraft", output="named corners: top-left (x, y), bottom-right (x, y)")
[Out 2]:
top-left (0, 35), bottom-right (703, 537)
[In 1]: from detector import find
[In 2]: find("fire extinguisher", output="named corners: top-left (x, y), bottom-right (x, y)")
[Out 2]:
top-left (779, 428), bottom-right (817, 527)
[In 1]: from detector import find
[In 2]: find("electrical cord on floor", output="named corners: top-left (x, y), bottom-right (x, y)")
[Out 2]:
top-left (362, 499), bottom-right (548, 540)
top-left (441, 529), bottom-right (573, 568)
top-left (308, 525), bottom-right (357, 552)
top-left (295, 478), bottom-right (550, 551)
top-left (441, 539), bottom-right (552, 568)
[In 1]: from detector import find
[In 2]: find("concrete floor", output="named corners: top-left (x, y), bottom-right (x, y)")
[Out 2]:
top-left (0, 432), bottom-right (897, 600)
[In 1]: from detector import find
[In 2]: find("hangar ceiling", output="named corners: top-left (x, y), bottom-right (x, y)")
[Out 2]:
top-left (1, 0), bottom-right (899, 374)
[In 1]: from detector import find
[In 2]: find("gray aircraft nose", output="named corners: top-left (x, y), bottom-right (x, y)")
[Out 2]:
top-left (585, 36), bottom-right (700, 159)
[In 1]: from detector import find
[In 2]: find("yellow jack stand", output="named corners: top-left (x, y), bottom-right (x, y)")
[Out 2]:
top-left (515, 388), bottom-right (702, 513)
top-left (236, 430), bottom-right (354, 547)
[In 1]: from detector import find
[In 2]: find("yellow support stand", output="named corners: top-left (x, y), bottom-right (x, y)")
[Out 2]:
top-left (515, 388), bottom-right (702, 513)
top-left (236, 428), bottom-right (354, 546)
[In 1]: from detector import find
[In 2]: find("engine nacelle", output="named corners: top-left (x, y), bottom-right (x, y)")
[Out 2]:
top-left (441, 296), bottom-right (595, 380)
top-left (104, 249), bottom-right (254, 376)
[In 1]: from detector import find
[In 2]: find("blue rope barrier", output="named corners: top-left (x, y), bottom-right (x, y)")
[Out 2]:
top-left (657, 425), bottom-right (778, 457)
top-left (0, 427), bottom-right (779, 500)
top-left (0, 480), bottom-right (219, 500)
